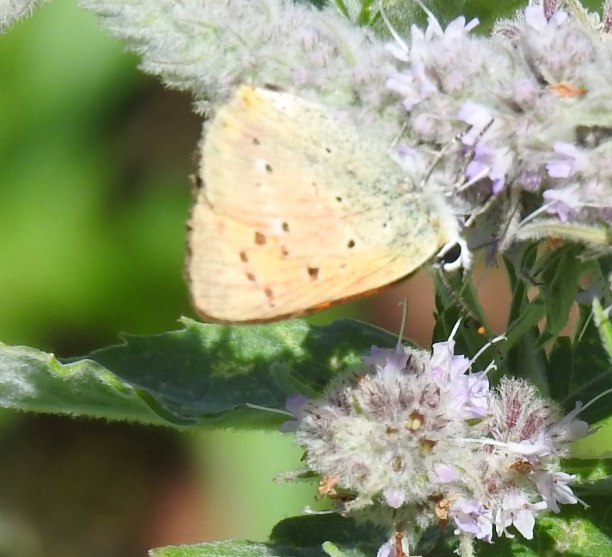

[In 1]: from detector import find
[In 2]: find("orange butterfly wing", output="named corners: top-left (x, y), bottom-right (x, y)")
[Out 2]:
top-left (187, 86), bottom-right (453, 323)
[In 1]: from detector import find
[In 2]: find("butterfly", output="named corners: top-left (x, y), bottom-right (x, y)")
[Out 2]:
top-left (186, 85), bottom-right (467, 323)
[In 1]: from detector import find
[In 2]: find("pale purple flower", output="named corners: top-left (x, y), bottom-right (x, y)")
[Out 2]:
top-left (451, 497), bottom-right (493, 542)
top-left (429, 340), bottom-right (490, 418)
top-left (363, 345), bottom-right (409, 379)
top-left (394, 62), bottom-right (437, 111)
top-left (280, 394), bottom-right (309, 432)
top-left (445, 16), bottom-right (480, 39)
top-left (465, 157), bottom-right (490, 182)
top-left (421, 14), bottom-right (479, 43)
top-left (525, 3), bottom-right (567, 32)
top-left (432, 463), bottom-right (459, 483)
top-left (506, 430), bottom-right (553, 460)
top-left (385, 42), bottom-right (409, 63)
top-left (495, 492), bottom-right (547, 539)
top-left (376, 534), bottom-right (410, 557)
top-left (378, 536), bottom-right (410, 557)
top-left (376, 540), bottom-right (394, 557)
top-left (464, 369), bottom-right (491, 417)
top-left (548, 402), bottom-right (591, 441)
top-left (409, 23), bottom-right (427, 46)
top-left (447, 372), bottom-right (490, 419)
top-left (525, 4), bottom-right (549, 31)
top-left (429, 340), bottom-right (471, 380)
top-left (385, 72), bottom-right (413, 97)
top-left (513, 78), bottom-right (539, 108)
top-left (533, 471), bottom-right (578, 512)
top-left (546, 142), bottom-right (587, 178)
top-left (456, 101), bottom-right (493, 146)
top-left (465, 143), bottom-right (512, 194)
top-left (397, 143), bottom-right (418, 157)
top-left (542, 188), bottom-right (581, 222)
top-left (422, 13), bottom-right (444, 41)
top-left (383, 488), bottom-right (406, 508)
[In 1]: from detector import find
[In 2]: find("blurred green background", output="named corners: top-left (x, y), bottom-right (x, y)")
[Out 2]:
top-left (0, 0), bottom-right (609, 556)
top-left (0, 1), bottom-right (319, 555)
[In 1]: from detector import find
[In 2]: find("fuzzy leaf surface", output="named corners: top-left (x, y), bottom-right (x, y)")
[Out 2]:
top-left (0, 318), bottom-right (397, 427)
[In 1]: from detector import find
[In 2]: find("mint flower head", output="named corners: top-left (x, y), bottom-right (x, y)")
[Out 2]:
top-left (282, 331), bottom-right (589, 556)
top-left (387, 0), bottom-right (612, 253)
top-left (78, 0), bottom-right (612, 258)
top-left (80, 0), bottom-right (404, 138)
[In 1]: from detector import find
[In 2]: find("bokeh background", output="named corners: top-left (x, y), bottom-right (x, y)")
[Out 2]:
top-left (0, 0), bottom-right (608, 555)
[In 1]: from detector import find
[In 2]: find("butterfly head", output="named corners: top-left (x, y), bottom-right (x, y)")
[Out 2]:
top-left (433, 236), bottom-right (471, 272)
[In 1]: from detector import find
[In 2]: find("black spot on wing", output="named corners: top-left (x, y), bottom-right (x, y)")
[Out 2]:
top-left (264, 287), bottom-right (275, 306)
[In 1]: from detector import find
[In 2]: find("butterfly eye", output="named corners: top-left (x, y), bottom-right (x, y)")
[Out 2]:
top-left (434, 238), bottom-right (470, 272)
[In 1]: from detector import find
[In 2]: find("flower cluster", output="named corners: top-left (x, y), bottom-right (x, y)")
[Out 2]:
top-left (79, 0), bottom-right (403, 136)
top-left (75, 0), bottom-right (612, 259)
top-left (387, 0), bottom-right (612, 254)
top-left (282, 336), bottom-right (589, 556)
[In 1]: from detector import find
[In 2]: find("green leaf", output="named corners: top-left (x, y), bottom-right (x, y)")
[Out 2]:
top-left (149, 540), bottom-right (324, 557)
top-left (473, 496), bottom-right (612, 557)
top-left (270, 515), bottom-right (383, 549)
top-left (150, 515), bottom-right (385, 557)
top-left (547, 336), bottom-right (573, 401)
top-left (431, 268), bottom-right (505, 380)
top-left (529, 497), bottom-right (612, 555)
top-left (500, 248), bottom-right (549, 389)
top-left (0, 318), bottom-right (398, 428)
top-left (561, 308), bottom-right (612, 424)
top-left (538, 245), bottom-right (584, 342)
top-left (152, 498), bottom-right (612, 557)
top-left (271, 511), bottom-right (454, 557)
top-left (157, 504), bottom-right (497, 557)
top-left (593, 299), bottom-right (612, 366)
top-left (0, 342), bottom-right (163, 424)
top-left (565, 459), bottom-right (612, 495)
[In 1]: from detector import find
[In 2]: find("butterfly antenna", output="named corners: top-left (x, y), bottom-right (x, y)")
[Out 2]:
top-left (435, 265), bottom-right (489, 336)
top-left (436, 267), bottom-right (479, 326)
